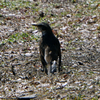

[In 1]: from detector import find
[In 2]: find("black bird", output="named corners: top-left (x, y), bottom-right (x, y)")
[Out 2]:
top-left (32, 22), bottom-right (61, 76)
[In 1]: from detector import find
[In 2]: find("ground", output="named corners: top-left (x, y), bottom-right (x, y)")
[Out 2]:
top-left (0, 0), bottom-right (100, 99)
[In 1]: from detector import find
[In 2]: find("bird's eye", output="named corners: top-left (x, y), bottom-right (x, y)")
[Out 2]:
top-left (37, 26), bottom-right (45, 31)
top-left (42, 27), bottom-right (46, 30)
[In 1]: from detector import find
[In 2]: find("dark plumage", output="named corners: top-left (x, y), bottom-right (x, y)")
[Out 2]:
top-left (32, 22), bottom-right (61, 76)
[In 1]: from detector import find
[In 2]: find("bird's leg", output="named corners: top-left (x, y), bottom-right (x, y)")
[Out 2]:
top-left (41, 64), bottom-right (48, 74)
top-left (58, 51), bottom-right (61, 72)
top-left (40, 55), bottom-right (48, 74)
top-left (52, 60), bottom-right (57, 74)
top-left (48, 63), bottom-right (52, 77)
top-left (44, 65), bottom-right (48, 74)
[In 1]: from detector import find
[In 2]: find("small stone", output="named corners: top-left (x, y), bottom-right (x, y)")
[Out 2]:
top-left (72, 64), bottom-right (78, 68)
top-left (39, 11), bottom-right (44, 17)
top-left (25, 53), bottom-right (33, 57)
top-left (78, 61), bottom-right (83, 65)
top-left (89, 85), bottom-right (94, 89)
top-left (67, 14), bottom-right (71, 18)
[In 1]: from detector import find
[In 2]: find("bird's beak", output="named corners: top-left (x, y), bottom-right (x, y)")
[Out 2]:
top-left (32, 23), bottom-right (38, 26)
top-left (32, 23), bottom-right (41, 31)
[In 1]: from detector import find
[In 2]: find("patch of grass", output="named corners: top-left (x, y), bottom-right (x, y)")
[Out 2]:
top-left (72, 0), bottom-right (77, 3)
top-left (21, 32), bottom-right (29, 38)
top-left (60, 11), bottom-right (68, 17)
top-left (7, 33), bottom-right (20, 43)
top-left (31, 35), bottom-right (39, 41)
top-left (0, 32), bottom-right (39, 45)
top-left (68, 40), bottom-right (73, 44)
top-left (75, 13), bottom-right (82, 18)
top-left (66, 46), bottom-right (69, 50)
top-left (97, 26), bottom-right (100, 30)
top-left (32, 26), bottom-right (36, 30)
top-left (51, 23), bottom-right (55, 27)
top-left (0, 0), bottom-right (35, 10)
top-left (91, 97), bottom-right (99, 100)
top-left (77, 94), bottom-right (85, 100)
top-left (88, 71), bottom-right (94, 75)
top-left (72, 47), bottom-right (76, 50)
top-left (21, 33), bottom-right (30, 42)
